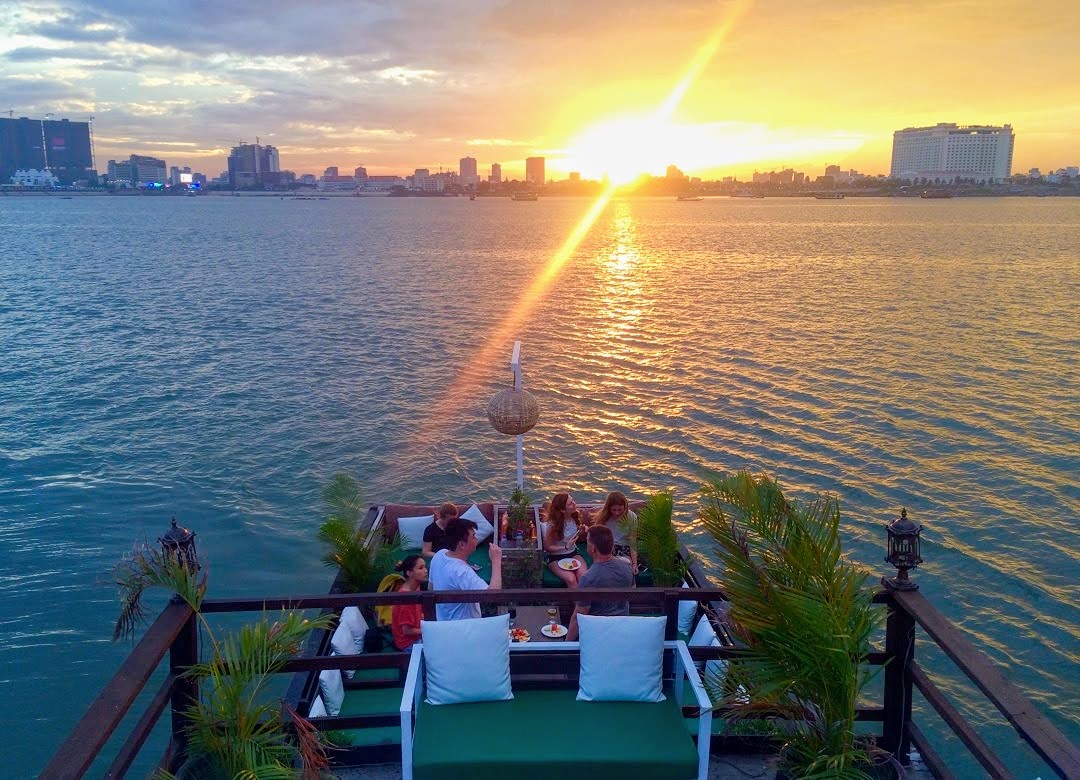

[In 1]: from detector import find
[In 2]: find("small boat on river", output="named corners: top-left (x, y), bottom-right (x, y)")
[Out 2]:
top-left (510, 192), bottom-right (538, 201)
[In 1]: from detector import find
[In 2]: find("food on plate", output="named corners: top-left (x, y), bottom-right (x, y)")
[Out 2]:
top-left (509, 627), bottom-right (531, 642)
top-left (557, 558), bottom-right (580, 571)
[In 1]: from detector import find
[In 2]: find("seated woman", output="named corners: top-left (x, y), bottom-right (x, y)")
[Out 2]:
top-left (592, 491), bottom-right (639, 571)
top-left (390, 555), bottom-right (428, 651)
top-left (544, 492), bottom-right (588, 587)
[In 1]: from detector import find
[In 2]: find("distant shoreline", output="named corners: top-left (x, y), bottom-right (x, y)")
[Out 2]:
top-left (2, 190), bottom-right (1076, 199)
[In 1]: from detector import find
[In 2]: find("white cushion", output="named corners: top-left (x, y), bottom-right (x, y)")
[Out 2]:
top-left (678, 582), bottom-right (698, 635)
top-left (330, 621), bottom-right (358, 679)
top-left (318, 668), bottom-right (345, 716)
top-left (421, 613), bottom-right (513, 705)
top-left (577, 615), bottom-right (666, 702)
top-left (688, 615), bottom-right (728, 680)
top-left (689, 613), bottom-right (717, 647)
top-left (461, 503), bottom-right (495, 543)
top-left (308, 695), bottom-right (327, 718)
top-left (397, 514), bottom-right (434, 550)
top-left (340, 606), bottom-right (368, 653)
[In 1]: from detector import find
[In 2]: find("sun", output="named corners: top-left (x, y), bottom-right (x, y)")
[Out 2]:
top-left (562, 116), bottom-right (685, 185)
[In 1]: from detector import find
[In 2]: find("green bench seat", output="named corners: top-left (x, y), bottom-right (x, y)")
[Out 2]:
top-left (334, 686), bottom-right (404, 747)
top-left (412, 688), bottom-right (698, 780)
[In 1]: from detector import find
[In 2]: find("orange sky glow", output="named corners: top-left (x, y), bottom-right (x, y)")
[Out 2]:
top-left (1, 0), bottom-right (1077, 180)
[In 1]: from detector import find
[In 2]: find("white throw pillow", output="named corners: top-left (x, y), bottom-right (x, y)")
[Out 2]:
top-left (308, 695), bottom-right (327, 718)
top-left (688, 615), bottom-right (728, 680)
top-left (689, 613), bottom-right (717, 647)
top-left (577, 615), bottom-right (666, 702)
top-left (461, 503), bottom-right (495, 543)
top-left (397, 514), bottom-right (435, 550)
top-left (318, 668), bottom-right (345, 716)
top-left (340, 606), bottom-right (368, 653)
top-left (678, 582), bottom-right (698, 636)
top-left (330, 621), bottom-right (359, 679)
top-left (421, 613), bottom-right (513, 705)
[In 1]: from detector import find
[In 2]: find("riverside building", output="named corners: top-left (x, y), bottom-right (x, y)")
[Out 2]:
top-left (0, 116), bottom-right (93, 185)
top-left (526, 156), bottom-right (545, 185)
top-left (890, 123), bottom-right (1014, 184)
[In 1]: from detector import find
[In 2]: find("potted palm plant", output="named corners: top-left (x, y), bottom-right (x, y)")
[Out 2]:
top-left (318, 473), bottom-right (402, 593)
top-left (698, 471), bottom-right (891, 779)
top-left (113, 544), bottom-right (334, 779)
top-left (635, 492), bottom-right (691, 586)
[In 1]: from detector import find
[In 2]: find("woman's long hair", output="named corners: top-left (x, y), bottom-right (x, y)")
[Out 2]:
top-left (593, 491), bottom-right (629, 527)
top-left (547, 492), bottom-right (571, 543)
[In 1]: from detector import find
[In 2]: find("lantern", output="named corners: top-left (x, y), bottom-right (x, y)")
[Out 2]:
top-left (159, 517), bottom-right (200, 573)
top-left (883, 508), bottom-right (922, 591)
top-left (486, 386), bottom-right (540, 436)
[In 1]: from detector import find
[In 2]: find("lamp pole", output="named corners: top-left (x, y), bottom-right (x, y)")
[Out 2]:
top-left (511, 341), bottom-right (524, 488)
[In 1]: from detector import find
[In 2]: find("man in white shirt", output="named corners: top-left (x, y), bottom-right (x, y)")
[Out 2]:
top-left (428, 517), bottom-right (502, 620)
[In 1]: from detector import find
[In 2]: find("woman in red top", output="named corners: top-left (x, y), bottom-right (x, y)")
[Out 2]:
top-left (391, 555), bottom-right (428, 650)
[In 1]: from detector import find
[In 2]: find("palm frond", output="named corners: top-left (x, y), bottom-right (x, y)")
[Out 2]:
top-left (316, 474), bottom-right (402, 592)
top-left (635, 492), bottom-right (689, 586)
top-left (699, 470), bottom-right (882, 778)
top-left (112, 541), bottom-right (207, 641)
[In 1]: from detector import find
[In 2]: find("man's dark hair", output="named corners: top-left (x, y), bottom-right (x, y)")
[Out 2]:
top-left (444, 517), bottom-right (478, 551)
top-left (587, 524), bottom-right (614, 556)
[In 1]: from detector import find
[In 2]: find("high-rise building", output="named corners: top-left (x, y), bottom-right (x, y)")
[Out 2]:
top-left (890, 123), bottom-right (1014, 183)
top-left (228, 142), bottom-right (280, 188)
top-left (0, 117), bottom-right (93, 184)
top-left (526, 156), bottom-right (545, 185)
top-left (129, 155), bottom-right (167, 185)
top-left (353, 166), bottom-right (368, 181)
top-left (324, 166), bottom-right (339, 177)
top-left (459, 156), bottom-right (478, 186)
top-left (489, 163), bottom-right (502, 184)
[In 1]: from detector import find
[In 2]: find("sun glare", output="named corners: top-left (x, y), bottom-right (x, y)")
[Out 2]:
top-left (563, 117), bottom-right (677, 184)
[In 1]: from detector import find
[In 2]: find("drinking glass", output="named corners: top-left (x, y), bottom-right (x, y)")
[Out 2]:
top-left (547, 607), bottom-right (558, 629)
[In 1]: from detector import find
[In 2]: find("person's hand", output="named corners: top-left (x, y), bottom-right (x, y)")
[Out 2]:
top-left (488, 543), bottom-right (502, 565)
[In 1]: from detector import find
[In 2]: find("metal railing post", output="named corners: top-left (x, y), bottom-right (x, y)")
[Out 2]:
top-left (881, 592), bottom-right (916, 764)
top-left (168, 608), bottom-right (199, 770)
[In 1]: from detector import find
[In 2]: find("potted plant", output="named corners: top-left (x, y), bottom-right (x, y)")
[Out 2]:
top-left (318, 473), bottom-right (402, 593)
top-left (113, 544), bottom-right (333, 779)
top-left (698, 471), bottom-right (890, 779)
top-left (504, 486), bottom-right (532, 541)
top-left (635, 492), bottom-right (691, 586)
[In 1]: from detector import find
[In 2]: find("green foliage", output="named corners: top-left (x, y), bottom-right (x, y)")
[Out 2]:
top-left (506, 487), bottom-right (532, 536)
top-left (111, 539), bottom-right (334, 778)
top-left (317, 473), bottom-right (402, 592)
top-left (698, 471), bottom-right (885, 779)
top-left (180, 611), bottom-right (334, 780)
top-left (112, 542), bottom-right (207, 641)
top-left (635, 492), bottom-right (690, 586)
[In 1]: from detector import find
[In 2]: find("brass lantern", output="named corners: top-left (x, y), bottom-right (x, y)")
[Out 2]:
top-left (486, 386), bottom-right (540, 436)
top-left (159, 517), bottom-right (200, 573)
top-left (883, 508), bottom-right (922, 591)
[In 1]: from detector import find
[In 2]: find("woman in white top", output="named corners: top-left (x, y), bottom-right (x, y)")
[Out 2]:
top-left (593, 491), bottom-right (639, 571)
top-left (544, 492), bottom-right (588, 587)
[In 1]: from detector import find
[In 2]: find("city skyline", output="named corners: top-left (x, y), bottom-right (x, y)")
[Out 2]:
top-left (0, 1), bottom-right (1077, 180)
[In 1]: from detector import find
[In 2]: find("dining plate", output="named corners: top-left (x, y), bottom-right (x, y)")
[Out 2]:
top-left (509, 628), bottom-right (531, 643)
top-left (540, 624), bottom-right (567, 638)
top-left (557, 558), bottom-right (581, 571)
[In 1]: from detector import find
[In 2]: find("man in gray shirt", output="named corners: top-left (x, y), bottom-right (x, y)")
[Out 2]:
top-left (566, 524), bottom-right (635, 640)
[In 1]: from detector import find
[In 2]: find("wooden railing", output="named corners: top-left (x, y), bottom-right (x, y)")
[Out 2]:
top-left (42, 586), bottom-right (1080, 779)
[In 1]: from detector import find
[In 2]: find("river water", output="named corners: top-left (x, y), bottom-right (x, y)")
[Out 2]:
top-left (1, 195), bottom-right (1077, 777)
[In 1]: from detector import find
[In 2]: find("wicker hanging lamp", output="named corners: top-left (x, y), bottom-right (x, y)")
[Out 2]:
top-left (487, 386), bottom-right (540, 436)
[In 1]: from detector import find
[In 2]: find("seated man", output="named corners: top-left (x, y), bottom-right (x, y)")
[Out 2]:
top-left (566, 525), bottom-right (634, 640)
top-left (421, 503), bottom-right (458, 558)
top-left (428, 517), bottom-right (502, 621)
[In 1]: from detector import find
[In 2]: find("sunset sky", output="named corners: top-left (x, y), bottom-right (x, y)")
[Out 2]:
top-left (0, 0), bottom-right (1077, 181)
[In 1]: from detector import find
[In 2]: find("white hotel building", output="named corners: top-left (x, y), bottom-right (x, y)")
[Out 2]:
top-left (890, 123), bottom-right (1015, 183)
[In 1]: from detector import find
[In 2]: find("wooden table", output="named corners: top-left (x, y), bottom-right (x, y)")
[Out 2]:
top-left (512, 604), bottom-right (570, 643)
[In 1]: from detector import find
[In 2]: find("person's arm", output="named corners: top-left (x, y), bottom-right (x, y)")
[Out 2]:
top-left (421, 524), bottom-right (437, 558)
top-left (566, 603), bottom-right (590, 641)
top-left (487, 543), bottom-right (502, 590)
top-left (421, 541), bottom-right (434, 558)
